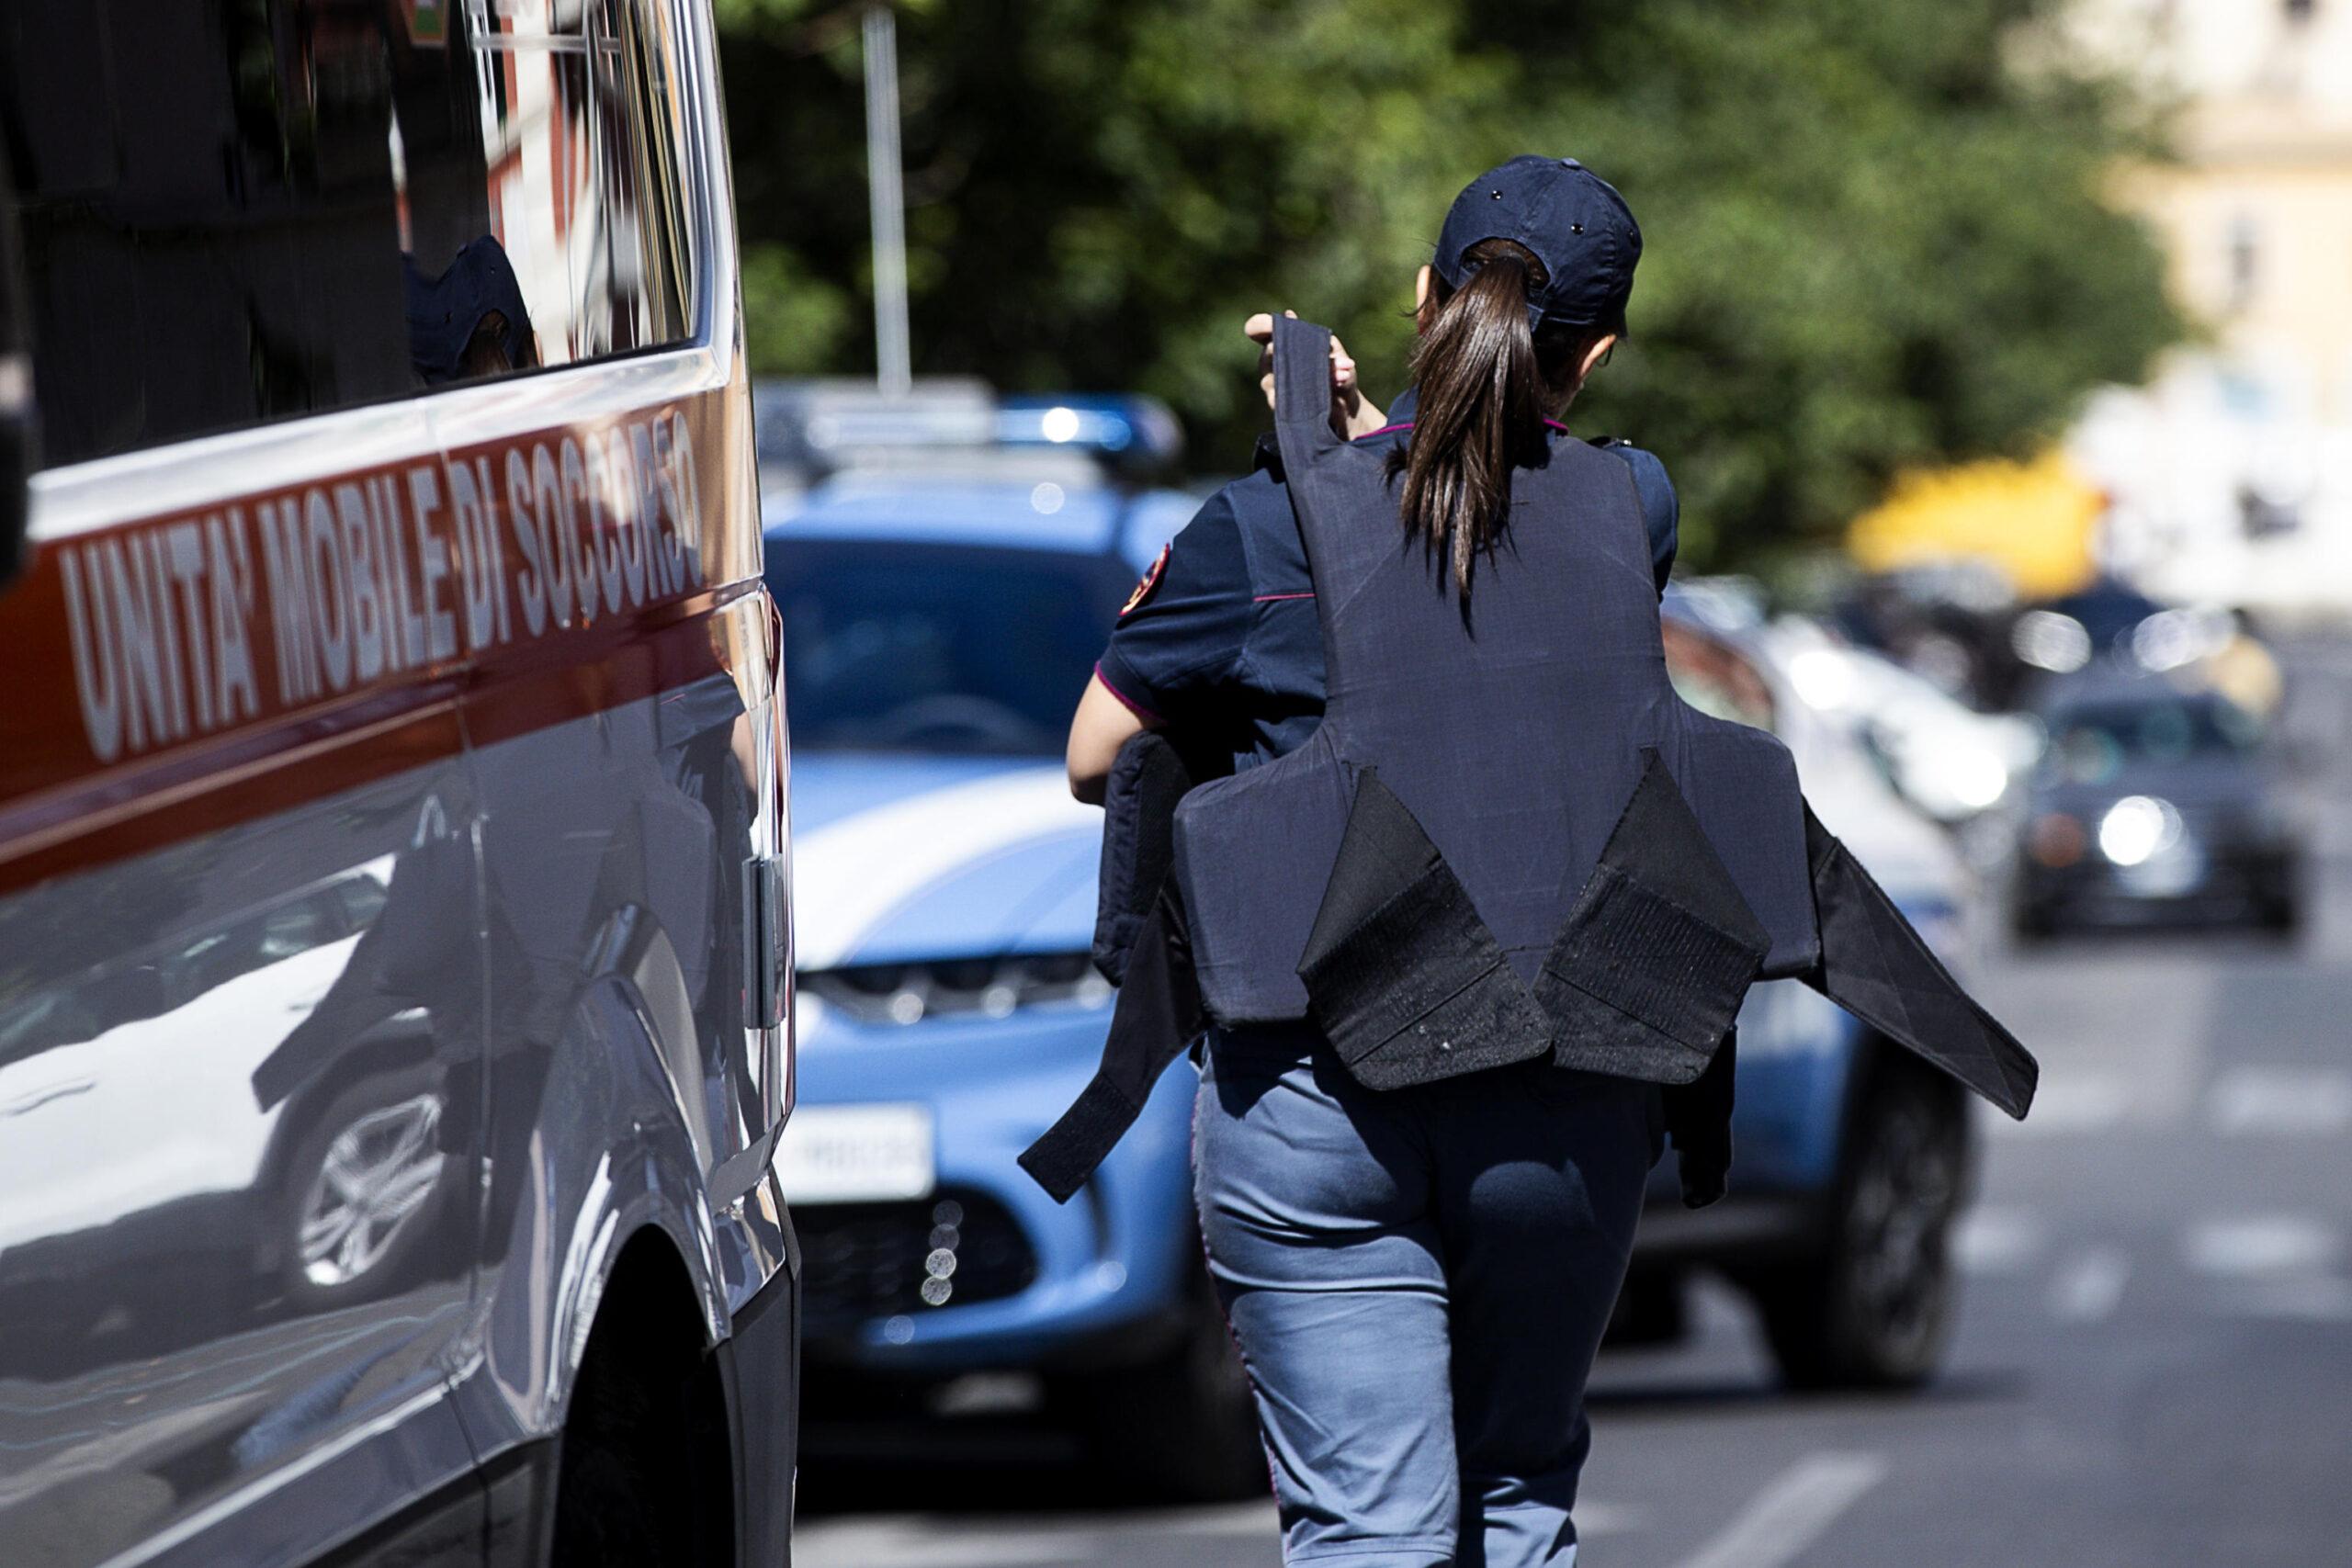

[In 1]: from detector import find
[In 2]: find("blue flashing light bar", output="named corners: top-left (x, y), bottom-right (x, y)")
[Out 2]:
top-left (754, 379), bottom-right (1182, 479)
top-left (995, 395), bottom-right (1183, 468)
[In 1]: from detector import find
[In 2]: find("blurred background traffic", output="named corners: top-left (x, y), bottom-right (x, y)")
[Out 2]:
top-left (725, 1), bottom-right (2352, 1562)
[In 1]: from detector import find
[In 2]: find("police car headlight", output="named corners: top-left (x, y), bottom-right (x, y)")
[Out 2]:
top-left (799, 953), bottom-right (1113, 1025)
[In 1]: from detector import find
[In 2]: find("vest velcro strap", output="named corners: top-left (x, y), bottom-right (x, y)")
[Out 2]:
top-left (1016, 1075), bottom-right (1142, 1207)
top-left (1539, 862), bottom-right (1762, 1084)
top-left (1092, 731), bottom-right (1216, 986)
top-left (1343, 962), bottom-right (1556, 1090)
top-left (1660, 1027), bottom-right (1739, 1208)
top-left (1297, 770), bottom-right (1553, 1088)
top-left (1802, 807), bottom-right (2039, 1121)
top-left (1538, 751), bottom-right (1770, 1083)
top-left (1019, 891), bottom-right (1203, 1203)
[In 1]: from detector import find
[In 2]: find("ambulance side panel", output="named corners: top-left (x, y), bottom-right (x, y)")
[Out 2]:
top-left (0, 406), bottom-right (499, 1565)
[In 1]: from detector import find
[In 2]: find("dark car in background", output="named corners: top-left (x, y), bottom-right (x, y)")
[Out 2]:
top-left (2012, 675), bottom-right (2301, 937)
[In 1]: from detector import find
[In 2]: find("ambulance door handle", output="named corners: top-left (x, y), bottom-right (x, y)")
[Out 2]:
top-left (741, 852), bottom-right (787, 1032)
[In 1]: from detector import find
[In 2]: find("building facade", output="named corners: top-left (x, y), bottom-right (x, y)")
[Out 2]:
top-left (2064, 0), bottom-right (2352, 615)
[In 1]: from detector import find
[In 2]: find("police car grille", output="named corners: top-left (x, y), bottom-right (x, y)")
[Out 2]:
top-left (795, 1186), bottom-right (1037, 1338)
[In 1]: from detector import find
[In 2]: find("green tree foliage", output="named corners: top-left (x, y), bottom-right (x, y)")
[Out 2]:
top-left (718, 0), bottom-right (2181, 564)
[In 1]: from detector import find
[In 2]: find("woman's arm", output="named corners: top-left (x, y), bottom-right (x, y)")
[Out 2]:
top-left (1067, 671), bottom-right (1157, 804)
top-left (1068, 315), bottom-right (1363, 801)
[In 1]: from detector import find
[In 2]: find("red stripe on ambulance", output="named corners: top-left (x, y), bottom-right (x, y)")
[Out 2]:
top-left (1, 389), bottom-right (758, 891)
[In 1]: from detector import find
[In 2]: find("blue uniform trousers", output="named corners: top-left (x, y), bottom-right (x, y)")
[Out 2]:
top-left (1194, 1027), bottom-right (1660, 1567)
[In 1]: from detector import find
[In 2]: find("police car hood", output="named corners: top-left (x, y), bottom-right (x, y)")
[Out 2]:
top-left (791, 753), bottom-right (1103, 971)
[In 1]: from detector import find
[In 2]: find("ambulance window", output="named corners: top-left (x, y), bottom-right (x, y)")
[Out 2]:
top-left (5, 3), bottom-right (419, 465)
top-left (453, 0), bottom-right (698, 367)
top-left (4, 0), bottom-right (698, 469)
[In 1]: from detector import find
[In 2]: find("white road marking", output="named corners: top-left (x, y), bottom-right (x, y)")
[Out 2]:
top-left (1688, 1274), bottom-right (1751, 1334)
top-left (2049, 1247), bottom-right (2132, 1323)
top-left (795, 1505), bottom-right (1278, 1568)
top-left (2183, 1215), bottom-right (2341, 1277)
top-left (1953, 1207), bottom-right (2044, 1276)
top-left (1156, 1503), bottom-right (1290, 1535)
top-left (1976, 953), bottom-right (2216, 1127)
top-left (932, 1371), bottom-right (1042, 1417)
top-left (1988, 1072), bottom-right (2132, 1136)
top-left (2215, 1277), bottom-right (2352, 1322)
top-left (793, 1522), bottom-right (1057, 1568)
top-left (1567, 1501), bottom-right (1644, 1539)
top-left (2208, 1067), bottom-right (2352, 1135)
top-left (795, 1497), bottom-right (1644, 1566)
top-left (1674, 1452), bottom-right (1888, 1568)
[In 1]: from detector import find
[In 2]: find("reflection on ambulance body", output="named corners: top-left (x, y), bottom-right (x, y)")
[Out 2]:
top-left (0, 3), bottom-right (797, 1564)
top-left (0, 861), bottom-right (390, 1267)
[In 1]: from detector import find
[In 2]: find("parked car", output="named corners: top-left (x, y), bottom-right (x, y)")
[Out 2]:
top-left (0, 5), bottom-right (797, 1562)
top-left (2010, 673), bottom-right (2301, 937)
top-left (757, 382), bottom-right (1259, 1496)
top-left (1619, 601), bottom-right (1984, 1390)
top-left (1769, 619), bottom-right (2040, 827)
top-left (1829, 562), bottom-right (2026, 709)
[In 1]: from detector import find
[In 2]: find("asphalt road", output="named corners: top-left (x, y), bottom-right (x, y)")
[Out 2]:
top-left (794, 637), bottom-right (2352, 1568)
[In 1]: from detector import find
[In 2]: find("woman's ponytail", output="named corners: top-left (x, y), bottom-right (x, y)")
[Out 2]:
top-left (1395, 238), bottom-right (1588, 602)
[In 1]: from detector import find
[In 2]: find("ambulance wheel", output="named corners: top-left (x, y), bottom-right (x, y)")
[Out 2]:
top-left (550, 1238), bottom-right (734, 1567)
top-left (1748, 1069), bottom-right (1966, 1391)
top-left (1057, 1274), bottom-right (1264, 1502)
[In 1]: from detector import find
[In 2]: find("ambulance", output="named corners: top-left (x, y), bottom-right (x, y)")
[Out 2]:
top-left (0, 3), bottom-right (796, 1563)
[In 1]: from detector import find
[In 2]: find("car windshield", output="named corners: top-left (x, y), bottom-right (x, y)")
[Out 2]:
top-left (767, 538), bottom-right (1133, 756)
top-left (2045, 694), bottom-right (2259, 784)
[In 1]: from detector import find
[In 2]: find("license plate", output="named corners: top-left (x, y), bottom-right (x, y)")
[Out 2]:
top-left (774, 1103), bottom-right (936, 1203)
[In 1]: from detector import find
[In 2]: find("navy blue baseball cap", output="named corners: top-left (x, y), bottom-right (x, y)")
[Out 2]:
top-left (1433, 155), bottom-right (1642, 333)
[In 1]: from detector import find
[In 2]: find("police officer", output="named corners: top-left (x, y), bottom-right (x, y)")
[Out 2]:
top-left (1068, 157), bottom-right (1667, 1568)
top-left (1043, 156), bottom-right (2033, 1568)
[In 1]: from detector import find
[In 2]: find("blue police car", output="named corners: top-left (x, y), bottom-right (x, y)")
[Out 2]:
top-left (759, 382), bottom-right (1264, 1496)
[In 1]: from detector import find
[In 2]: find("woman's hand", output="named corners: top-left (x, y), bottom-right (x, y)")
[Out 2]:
top-left (1246, 311), bottom-right (1390, 440)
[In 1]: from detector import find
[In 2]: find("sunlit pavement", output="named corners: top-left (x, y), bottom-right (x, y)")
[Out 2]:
top-left (791, 637), bottom-right (2352, 1568)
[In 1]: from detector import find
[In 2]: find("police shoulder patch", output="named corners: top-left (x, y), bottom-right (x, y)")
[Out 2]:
top-left (1121, 543), bottom-right (1171, 618)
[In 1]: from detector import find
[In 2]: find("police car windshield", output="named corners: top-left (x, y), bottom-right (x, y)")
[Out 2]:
top-left (768, 539), bottom-right (1132, 756)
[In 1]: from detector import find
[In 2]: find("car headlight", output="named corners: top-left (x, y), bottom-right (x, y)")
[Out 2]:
top-left (2011, 610), bottom-right (2092, 673)
top-left (2098, 795), bottom-right (2182, 867)
top-left (799, 952), bottom-right (1112, 1026)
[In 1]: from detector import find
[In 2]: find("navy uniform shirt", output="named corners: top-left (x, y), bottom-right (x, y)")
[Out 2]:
top-left (1098, 390), bottom-right (1680, 772)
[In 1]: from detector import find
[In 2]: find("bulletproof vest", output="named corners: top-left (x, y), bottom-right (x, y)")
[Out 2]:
top-left (1020, 318), bottom-right (2037, 1206)
top-left (1171, 318), bottom-right (1822, 1089)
